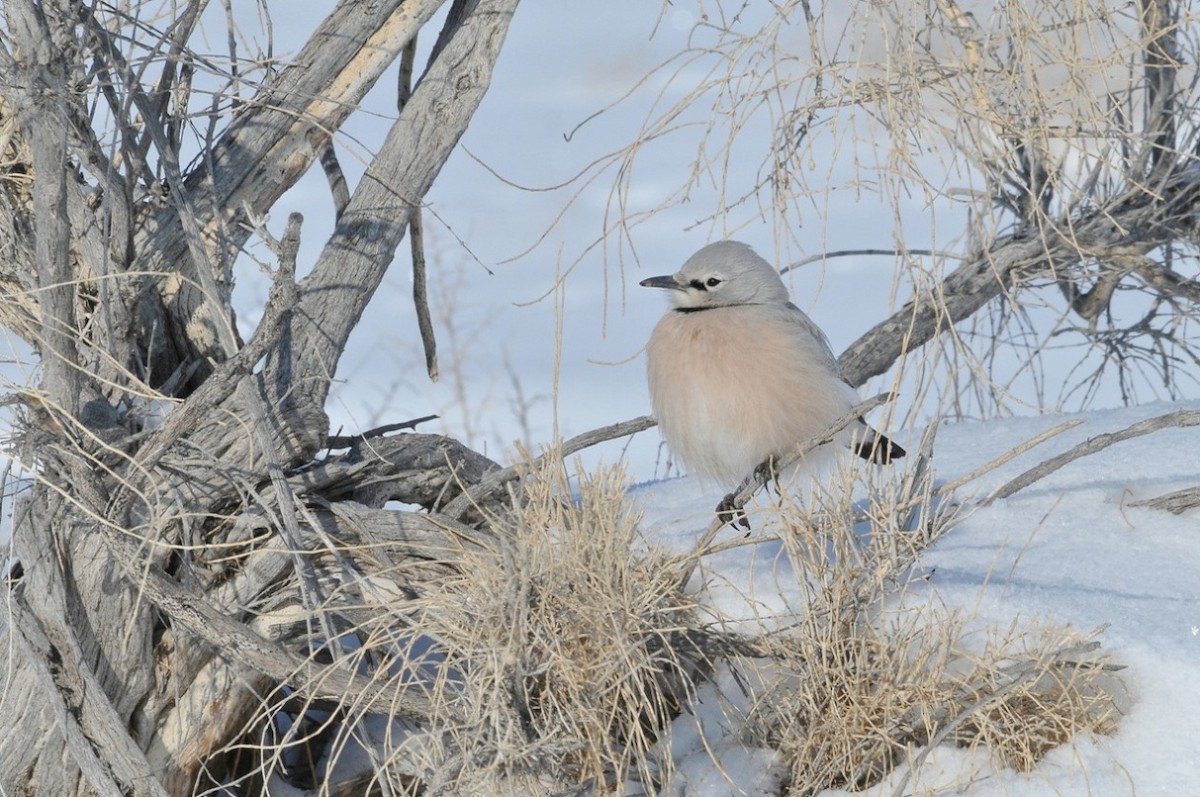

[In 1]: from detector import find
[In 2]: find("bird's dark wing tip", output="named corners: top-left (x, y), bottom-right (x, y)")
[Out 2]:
top-left (853, 432), bottom-right (906, 464)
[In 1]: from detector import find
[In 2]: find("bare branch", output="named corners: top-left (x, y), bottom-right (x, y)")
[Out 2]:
top-left (318, 142), bottom-right (351, 219)
top-left (134, 0), bottom-right (449, 379)
top-left (934, 419), bottom-right (1085, 498)
top-left (292, 432), bottom-right (501, 511)
top-left (678, 393), bottom-right (896, 588)
top-left (986, 409), bottom-right (1200, 503)
top-left (6, 2), bottom-right (80, 412)
top-left (839, 174), bottom-right (1200, 387)
top-left (411, 211), bottom-right (439, 381)
top-left (274, 0), bottom-right (518, 412)
top-left (781, 248), bottom-right (963, 276)
top-left (1130, 255), bottom-right (1200, 305)
top-left (1128, 485), bottom-right (1200, 514)
top-left (113, 225), bottom-right (300, 511)
top-left (326, 414), bottom-right (441, 449)
top-left (442, 415), bottom-right (658, 521)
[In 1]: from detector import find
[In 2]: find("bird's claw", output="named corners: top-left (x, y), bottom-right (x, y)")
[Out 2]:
top-left (716, 495), bottom-right (751, 533)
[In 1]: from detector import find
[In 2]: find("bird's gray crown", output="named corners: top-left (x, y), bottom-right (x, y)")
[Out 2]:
top-left (640, 240), bottom-right (791, 310)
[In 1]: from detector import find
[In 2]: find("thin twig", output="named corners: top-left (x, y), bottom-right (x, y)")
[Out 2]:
top-left (442, 415), bottom-right (658, 521)
top-left (934, 419), bottom-right (1085, 498)
top-left (411, 212), bottom-right (438, 381)
top-left (318, 141), bottom-right (350, 219)
top-left (985, 409), bottom-right (1200, 504)
top-left (900, 423), bottom-right (939, 533)
top-left (780, 248), bottom-right (963, 275)
top-left (398, 33), bottom-right (418, 111)
top-left (678, 393), bottom-right (896, 589)
top-left (396, 33), bottom-right (438, 382)
top-left (326, 414), bottom-right (440, 449)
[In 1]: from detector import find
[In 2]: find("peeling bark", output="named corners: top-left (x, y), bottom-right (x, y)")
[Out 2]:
top-left (0, 0), bottom-right (520, 793)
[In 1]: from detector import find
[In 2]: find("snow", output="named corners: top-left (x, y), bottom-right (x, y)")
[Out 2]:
top-left (654, 664), bottom-right (787, 797)
top-left (631, 400), bottom-right (1200, 796)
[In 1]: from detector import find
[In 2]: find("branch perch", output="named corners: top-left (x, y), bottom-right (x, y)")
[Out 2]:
top-left (678, 393), bottom-right (898, 588)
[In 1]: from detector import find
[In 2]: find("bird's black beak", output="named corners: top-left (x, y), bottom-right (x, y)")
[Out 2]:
top-left (639, 275), bottom-right (683, 291)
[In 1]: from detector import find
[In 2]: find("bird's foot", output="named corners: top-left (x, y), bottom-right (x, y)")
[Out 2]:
top-left (716, 494), bottom-right (751, 533)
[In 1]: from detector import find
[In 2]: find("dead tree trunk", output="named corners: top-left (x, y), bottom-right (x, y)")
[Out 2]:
top-left (0, 0), bottom-right (517, 793)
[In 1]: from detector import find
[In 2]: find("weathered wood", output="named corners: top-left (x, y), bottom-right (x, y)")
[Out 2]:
top-left (0, 6), bottom-right (158, 796)
top-left (8, 588), bottom-right (167, 797)
top-left (838, 175), bottom-right (1200, 387)
top-left (133, 0), bottom-right (451, 385)
top-left (0, 1), bottom-right (523, 794)
top-left (292, 432), bottom-right (502, 510)
top-left (0, 494), bottom-right (157, 796)
top-left (7, 1), bottom-right (78, 415)
top-left (270, 0), bottom-right (520, 412)
top-left (1128, 485), bottom-right (1200, 514)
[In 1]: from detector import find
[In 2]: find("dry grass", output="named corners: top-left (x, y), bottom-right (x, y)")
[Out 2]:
top-left (287, 456), bottom-right (706, 795)
top-left (211, 447), bottom-right (1127, 796)
top-left (748, 610), bottom-right (1124, 796)
top-left (949, 623), bottom-right (1126, 774)
top-left (413, 458), bottom-right (702, 792)
top-left (732, 466), bottom-right (1126, 796)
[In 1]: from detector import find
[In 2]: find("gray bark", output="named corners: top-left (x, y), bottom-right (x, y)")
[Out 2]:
top-left (0, 0), bottom-right (519, 794)
top-left (839, 170), bottom-right (1200, 389)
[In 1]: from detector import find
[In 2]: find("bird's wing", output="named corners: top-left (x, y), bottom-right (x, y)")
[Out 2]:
top-left (782, 301), bottom-right (844, 377)
top-left (779, 304), bottom-right (907, 463)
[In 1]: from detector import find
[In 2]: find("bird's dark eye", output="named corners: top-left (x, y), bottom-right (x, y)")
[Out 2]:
top-left (705, 277), bottom-right (721, 288)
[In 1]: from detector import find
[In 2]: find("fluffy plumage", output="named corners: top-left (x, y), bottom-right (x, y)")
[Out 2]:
top-left (641, 240), bottom-right (904, 485)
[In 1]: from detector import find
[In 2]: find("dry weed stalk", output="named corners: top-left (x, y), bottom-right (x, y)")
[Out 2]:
top-left (732, 462), bottom-right (1125, 796)
top-left (238, 456), bottom-right (705, 795)
top-left (421, 457), bottom-right (702, 792)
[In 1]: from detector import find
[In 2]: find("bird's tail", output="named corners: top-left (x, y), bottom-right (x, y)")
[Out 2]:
top-left (851, 422), bottom-right (906, 464)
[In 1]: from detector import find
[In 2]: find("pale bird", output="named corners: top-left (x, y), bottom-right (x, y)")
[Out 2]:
top-left (641, 240), bottom-right (904, 486)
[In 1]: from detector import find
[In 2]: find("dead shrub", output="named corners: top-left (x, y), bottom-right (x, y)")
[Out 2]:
top-left (395, 456), bottom-right (705, 793)
top-left (213, 445), bottom-right (1126, 796)
top-left (739, 468), bottom-right (1126, 796)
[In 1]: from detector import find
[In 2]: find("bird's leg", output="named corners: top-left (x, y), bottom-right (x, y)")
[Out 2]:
top-left (712, 457), bottom-right (781, 533)
top-left (754, 457), bottom-right (782, 497)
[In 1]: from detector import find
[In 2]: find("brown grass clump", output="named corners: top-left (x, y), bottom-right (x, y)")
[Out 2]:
top-left (216, 444), bottom-right (1127, 796)
top-left (751, 611), bottom-right (1125, 796)
top-left (749, 616), bottom-right (960, 794)
top-left (397, 457), bottom-right (704, 794)
top-left (738, 471), bottom-right (1126, 796)
top-left (949, 624), bottom-right (1127, 774)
